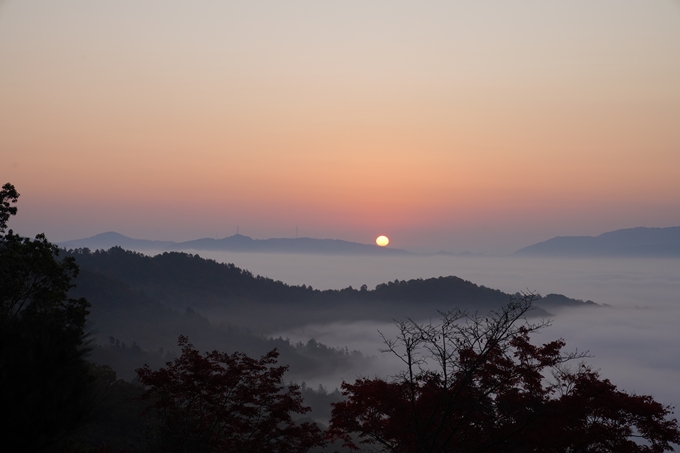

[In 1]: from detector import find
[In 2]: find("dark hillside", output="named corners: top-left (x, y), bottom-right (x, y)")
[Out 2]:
top-left (72, 267), bottom-right (370, 383)
top-left (64, 247), bottom-right (596, 393)
top-left (69, 247), bottom-right (315, 308)
top-left (372, 277), bottom-right (510, 309)
top-left (65, 247), bottom-right (595, 334)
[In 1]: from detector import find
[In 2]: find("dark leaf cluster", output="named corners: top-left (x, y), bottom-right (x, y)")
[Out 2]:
top-left (136, 336), bottom-right (326, 453)
top-left (328, 296), bottom-right (680, 452)
top-left (0, 183), bottom-right (93, 451)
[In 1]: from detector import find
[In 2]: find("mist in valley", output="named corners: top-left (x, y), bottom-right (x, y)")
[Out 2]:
top-left (184, 251), bottom-right (680, 410)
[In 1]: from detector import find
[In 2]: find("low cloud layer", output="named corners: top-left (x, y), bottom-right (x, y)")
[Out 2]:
top-left (225, 253), bottom-right (680, 409)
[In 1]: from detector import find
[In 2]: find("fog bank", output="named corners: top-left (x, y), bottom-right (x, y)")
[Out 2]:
top-left (188, 252), bottom-right (680, 409)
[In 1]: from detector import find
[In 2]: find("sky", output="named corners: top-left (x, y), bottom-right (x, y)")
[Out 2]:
top-left (1, 0), bottom-right (680, 254)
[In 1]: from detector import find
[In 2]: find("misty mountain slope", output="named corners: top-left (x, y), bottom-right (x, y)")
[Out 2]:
top-left (69, 247), bottom-right (319, 308)
top-left (66, 248), bottom-right (596, 334)
top-left (71, 268), bottom-right (371, 383)
top-left (514, 226), bottom-right (680, 257)
top-left (66, 247), bottom-right (599, 384)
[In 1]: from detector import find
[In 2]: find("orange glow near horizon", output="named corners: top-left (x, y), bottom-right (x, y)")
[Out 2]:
top-left (2, 1), bottom-right (679, 253)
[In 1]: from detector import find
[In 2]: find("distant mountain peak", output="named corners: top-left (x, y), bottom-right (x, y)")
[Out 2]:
top-left (93, 231), bottom-right (129, 238)
top-left (514, 226), bottom-right (680, 257)
top-left (59, 231), bottom-right (412, 256)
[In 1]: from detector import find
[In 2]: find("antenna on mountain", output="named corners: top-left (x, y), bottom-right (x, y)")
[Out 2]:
top-left (237, 225), bottom-right (239, 235)
top-left (296, 226), bottom-right (298, 239)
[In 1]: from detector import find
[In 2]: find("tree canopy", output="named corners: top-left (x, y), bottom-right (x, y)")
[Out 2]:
top-left (136, 336), bottom-right (326, 453)
top-left (0, 182), bottom-right (19, 234)
top-left (0, 183), bottom-right (92, 451)
top-left (328, 295), bottom-right (680, 452)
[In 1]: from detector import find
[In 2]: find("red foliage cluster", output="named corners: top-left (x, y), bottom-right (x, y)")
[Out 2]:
top-left (136, 336), bottom-right (324, 453)
top-left (328, 297), bottom-right (680, 453)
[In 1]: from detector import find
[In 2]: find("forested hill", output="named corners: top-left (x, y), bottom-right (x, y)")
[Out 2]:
top-left (65, 247), bottom-right (596, 385)
top-left (70, 265), bottom-right (372, 385)
top-left (67, 247), bottom-right (593, 329)
top-left (67, 247), bottom-right (520, 310)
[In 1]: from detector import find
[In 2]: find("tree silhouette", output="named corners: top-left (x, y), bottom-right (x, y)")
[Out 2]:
top-left (0, 182), bottom-right (19, 234)
top-left (328, 295), bottom-right (680, 452)
top-left (136, 336), bottom-right (325, 453)
top-left (0, 183), bottom-right (93, 451)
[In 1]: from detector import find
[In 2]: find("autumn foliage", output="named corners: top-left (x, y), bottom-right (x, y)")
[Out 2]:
top-left (136, 336), bottom-right (324, 453)
top-left (328, 296), bottom-right (680, 452)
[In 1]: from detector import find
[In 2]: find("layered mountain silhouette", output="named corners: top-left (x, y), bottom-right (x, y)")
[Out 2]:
top-left (59, 231), bottom-right (412, 256)
top-left (514, 226), bottom-right (680, 257)
top-left (67, 247), bottom-right (596, 336)
top-left (64, 247), bottom-right (597, 383)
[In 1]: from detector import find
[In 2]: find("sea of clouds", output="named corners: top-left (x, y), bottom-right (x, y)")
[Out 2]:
top-left (183, 251), bottom-right (680, 411)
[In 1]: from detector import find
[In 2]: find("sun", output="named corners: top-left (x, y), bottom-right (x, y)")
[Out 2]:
top-left (376, 235), bottom-right (390, 247)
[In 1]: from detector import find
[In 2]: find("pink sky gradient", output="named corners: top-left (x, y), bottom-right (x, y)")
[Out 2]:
top-left (2, 1), bottom-right (679, 253)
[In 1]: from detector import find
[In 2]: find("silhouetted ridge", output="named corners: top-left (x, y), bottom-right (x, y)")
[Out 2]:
top-left (69, 262), bottom-right (371, 383)
top-left (63, 247), bottom-right (596, 387)
top-left (67, 247), bottom-right (513, 308)
top-left (67, 247), bottom-right (594, 326)
top-left (514, 226), bottom-right (680, 257)
top-left (59, 232), bottom-right (412, 255)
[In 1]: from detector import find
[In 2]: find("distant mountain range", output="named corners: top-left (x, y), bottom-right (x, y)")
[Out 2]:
top-left (58, 231), bottom-right (413, 256)
top-left (514, 226), bottom-right (680, 257)
top-left (60, 227), bottom-right (680, 258)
